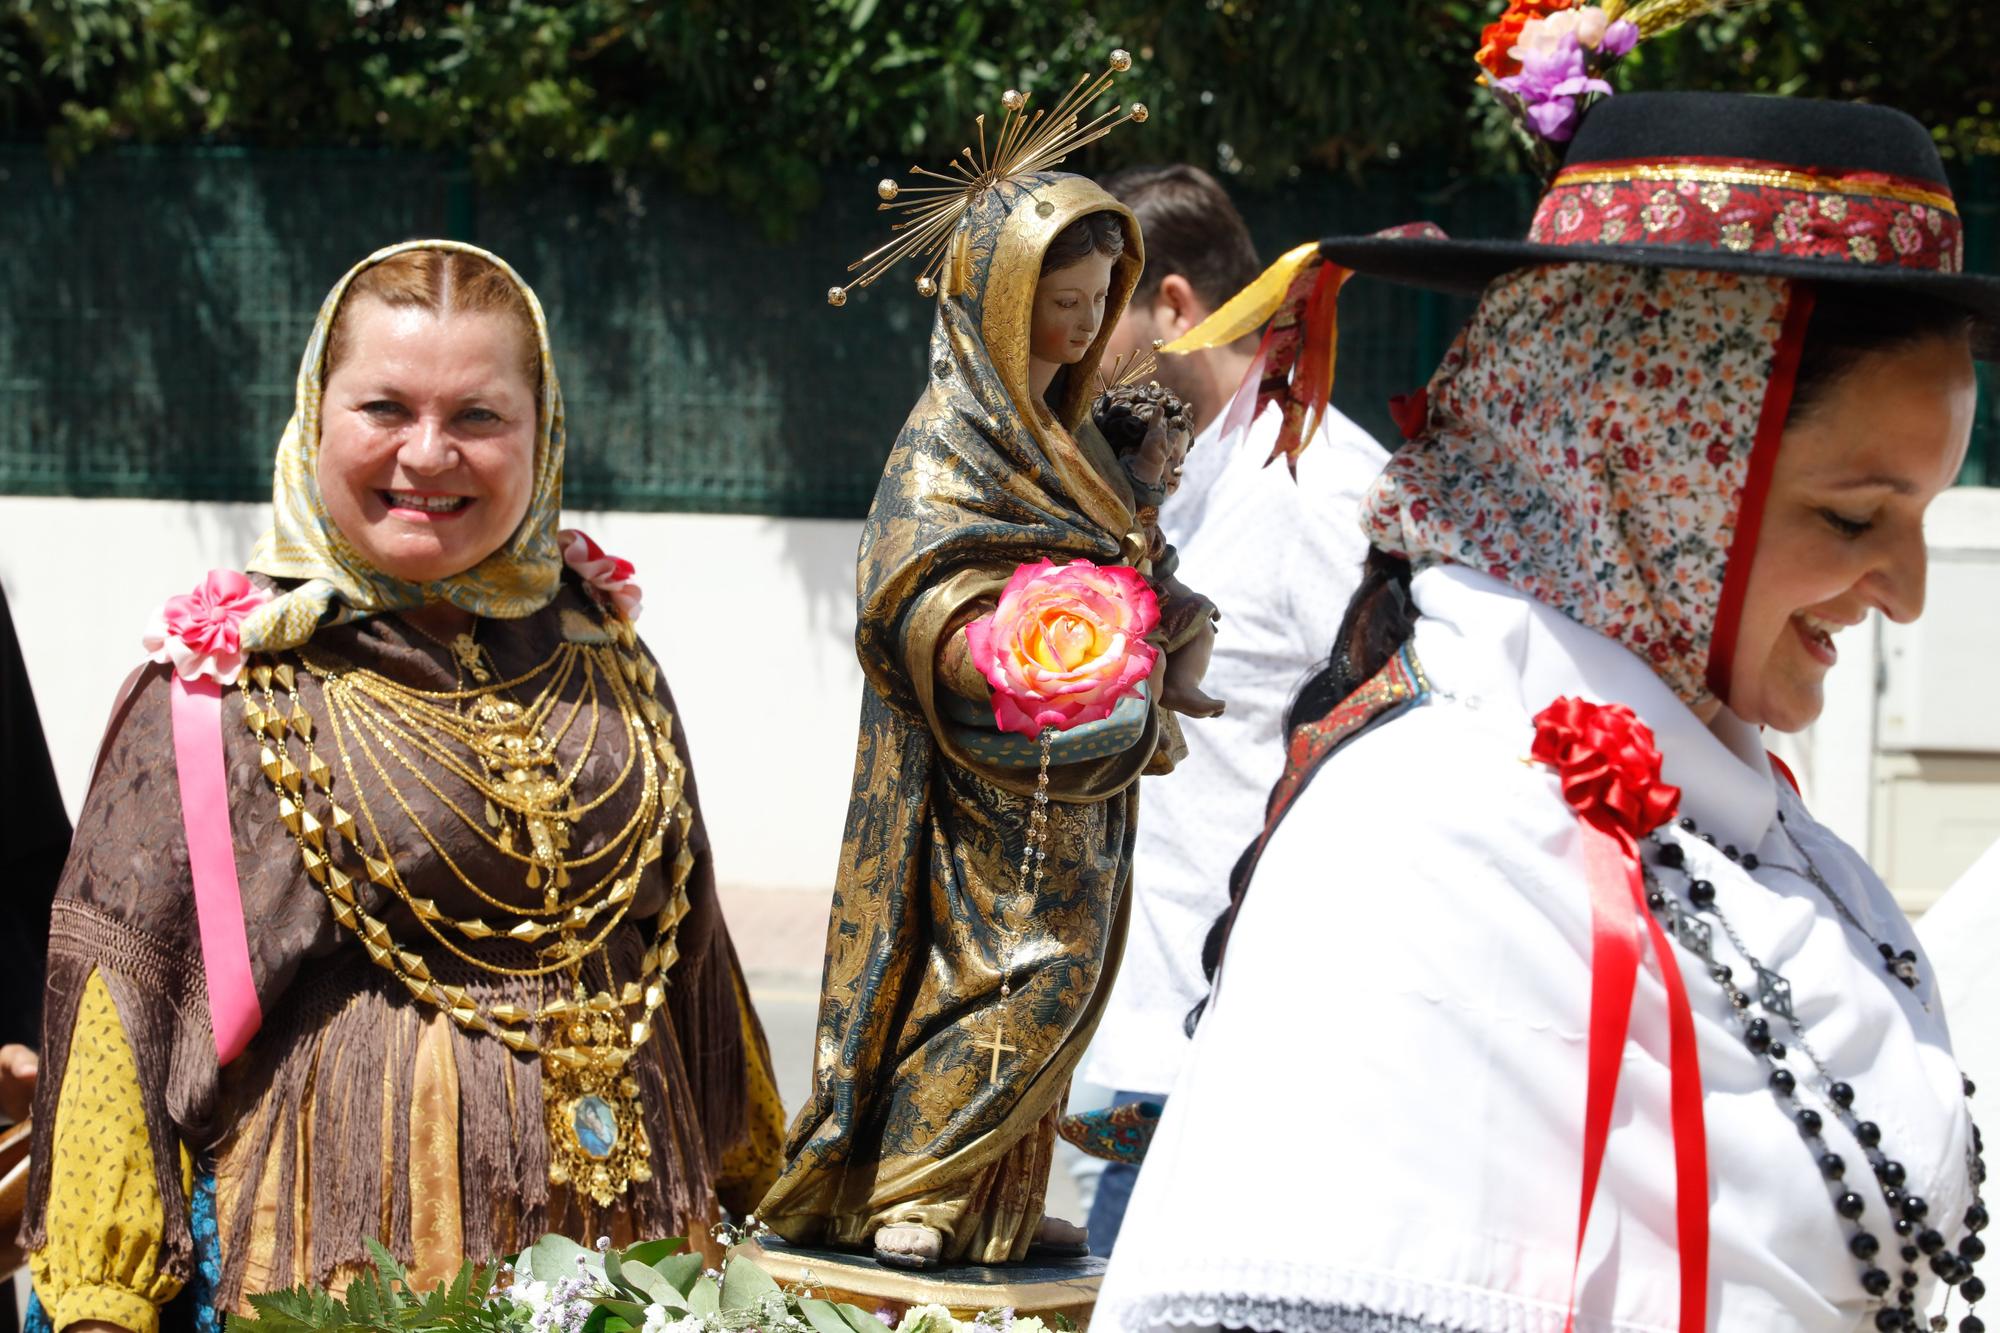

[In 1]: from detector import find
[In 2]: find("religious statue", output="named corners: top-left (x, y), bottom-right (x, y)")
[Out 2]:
top-left (755, 57), bottom-right (1186, 1271)
top-left (1094, 377), bottom-right (1224, 718)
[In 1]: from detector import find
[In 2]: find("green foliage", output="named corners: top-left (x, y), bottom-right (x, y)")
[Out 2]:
top-left (227, 1240), bottom-right (513, 1333)
top-left (1, 0), bottom-right (1993, 224)
top-left (222, 1231), bottom-right (908, 1333)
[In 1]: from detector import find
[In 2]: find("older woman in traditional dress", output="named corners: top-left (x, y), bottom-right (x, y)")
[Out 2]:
top-left (23, 241), bottom-right (784, 1333)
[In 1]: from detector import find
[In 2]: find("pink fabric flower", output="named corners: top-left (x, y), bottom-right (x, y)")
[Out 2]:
top-left (142, 570), bottom-right (273, 684)
top-left (965, 559), bottom-right (1160, 739)
top-left (559, 528), bottom-right (643, 621)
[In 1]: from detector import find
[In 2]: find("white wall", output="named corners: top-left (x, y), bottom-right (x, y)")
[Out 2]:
top-left (0, 497), bottom-right (866, 893)
top-left (6, 489), bottom-right (1996, 901)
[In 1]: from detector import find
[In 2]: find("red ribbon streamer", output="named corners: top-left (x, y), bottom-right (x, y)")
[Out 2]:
top-left (1531, 697), bottom-right (1707, 1333)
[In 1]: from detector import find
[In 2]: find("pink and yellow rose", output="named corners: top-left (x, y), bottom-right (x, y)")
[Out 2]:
top-left (965, 558), bottom-right (1160, 738)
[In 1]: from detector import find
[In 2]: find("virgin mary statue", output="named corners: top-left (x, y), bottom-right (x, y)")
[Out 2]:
top-left (757, 144), bottom-right (1170, 1268)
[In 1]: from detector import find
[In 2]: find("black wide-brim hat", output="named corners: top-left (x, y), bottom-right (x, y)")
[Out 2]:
top-left (1318, 92), bottom-right (2000, 357)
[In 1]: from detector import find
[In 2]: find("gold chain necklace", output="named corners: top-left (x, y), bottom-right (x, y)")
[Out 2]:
top-left (236, 612), bottom-right (696, 1207)
top-left (379, 617), bottom-right (595, 904)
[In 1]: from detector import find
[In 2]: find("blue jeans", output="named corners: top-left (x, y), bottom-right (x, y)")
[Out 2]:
top-left (1085, 1089), bottom-right (1160, 1257)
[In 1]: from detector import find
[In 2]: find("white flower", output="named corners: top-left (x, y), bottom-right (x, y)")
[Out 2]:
top-left (1515, 5), bottom-right (1613, 59)
top-left (640, 1306), bottom-right (704, 1333)
top-left (896, 1304), bottom-right (963, 1333)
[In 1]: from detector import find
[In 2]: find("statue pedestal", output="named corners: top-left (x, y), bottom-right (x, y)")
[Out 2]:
top-left (735, 1237), bottom-right (1107, 1329)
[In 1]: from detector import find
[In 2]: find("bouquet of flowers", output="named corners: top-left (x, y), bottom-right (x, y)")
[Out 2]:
top-left (1475, 0), bottom-right (1729, 164)
top-left (226, 1228), bottom-right (1071, 1333)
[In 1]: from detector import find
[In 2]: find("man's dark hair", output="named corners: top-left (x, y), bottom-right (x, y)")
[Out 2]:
top-left (1099, 163), bottom-right (1260, 310)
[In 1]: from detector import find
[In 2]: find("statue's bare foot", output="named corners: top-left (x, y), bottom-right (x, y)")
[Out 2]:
top-left (874, 1223), bottom-right (943, 1270)
top-left (1161, 684), bottom-right (1227, 719)
top-left (1031, 1215), bottom-right (1088, 1256)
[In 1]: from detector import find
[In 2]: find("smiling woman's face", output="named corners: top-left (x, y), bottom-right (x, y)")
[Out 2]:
top-left (316, 298), bottom-right (540, 585)
top-left (1723, 332), bottom-right (1976, 731)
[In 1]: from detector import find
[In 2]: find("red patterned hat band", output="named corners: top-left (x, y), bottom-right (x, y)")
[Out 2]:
top-left (1529, 155), bottom-right (1965, 273)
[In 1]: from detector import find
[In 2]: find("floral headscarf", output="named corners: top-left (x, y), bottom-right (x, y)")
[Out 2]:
top-left (239, 239), bottom-right (567, 652)
top-left (1363, 262), bottom-right (1811, 710)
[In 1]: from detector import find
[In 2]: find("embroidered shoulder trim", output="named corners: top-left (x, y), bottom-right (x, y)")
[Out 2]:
top-left (1222, 643), bottom-right (1428, 924)
top-left (1266, 643), bottom-right (1427, 836)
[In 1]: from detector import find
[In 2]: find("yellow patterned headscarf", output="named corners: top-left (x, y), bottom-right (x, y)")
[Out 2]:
top-left (240, 239), bottom-right (566, 652)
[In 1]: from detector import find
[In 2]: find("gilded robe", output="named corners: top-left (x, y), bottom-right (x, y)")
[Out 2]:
top-left (758, 174), bottom-right (1170, 1263)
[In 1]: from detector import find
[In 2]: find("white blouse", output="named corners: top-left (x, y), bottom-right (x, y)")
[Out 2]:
top-left (1083, 399), bottom-right (1386, 1099)
top-left (1095, 565), bottom-right (1978, 1333)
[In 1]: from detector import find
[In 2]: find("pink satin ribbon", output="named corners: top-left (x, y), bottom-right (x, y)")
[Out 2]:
top-left (170, 674), bottom-right (262, 1063)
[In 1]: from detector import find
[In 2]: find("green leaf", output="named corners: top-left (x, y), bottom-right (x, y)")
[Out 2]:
top-left (686, 1273), bottom-right (721, 1318)
top-left (363, 1238), bottom-right (409, 1287)
top-left (601, 1246), bottom-right (643, 1303)
top-left (799, 1297), bottom-right (859, 1333)
top-left (526, 1233), bottom-right (597, 1284)
top-left (610, 1259), bottom-right (687, 1310)
top-left (837, 1301), bottom-right (897, 1333)
top-left (619, 1238), bottom-right (687, 1267)
top-left (718, 1254), bottom-right (784, 1312)
top-left (583, 1295), bottom-right (649, 1333)
top-left (651, 1252), bottom-right (704, 1297)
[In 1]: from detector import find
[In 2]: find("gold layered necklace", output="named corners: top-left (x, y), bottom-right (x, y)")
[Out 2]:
top-left (236, 611), bottom-right (695, 1208)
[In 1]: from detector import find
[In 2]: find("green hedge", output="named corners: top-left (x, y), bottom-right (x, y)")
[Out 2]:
top-left (1, 145), bottom-right (1992, 515)
top-left (4, 1), bottom-right (1996, 231)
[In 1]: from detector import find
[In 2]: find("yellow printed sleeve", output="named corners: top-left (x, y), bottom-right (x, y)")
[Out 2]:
top-left (29, 971), bottom-right (190, 1333)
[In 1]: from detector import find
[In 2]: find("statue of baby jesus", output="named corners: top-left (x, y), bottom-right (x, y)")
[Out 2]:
top-left (1093, 381), bottom-right (1225, 719)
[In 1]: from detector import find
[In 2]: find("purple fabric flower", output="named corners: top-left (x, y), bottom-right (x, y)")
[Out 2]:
top-left (1600, 19), bottom-right (1639, 57)
top-left (1497, 31), bottom-right (1613, 143)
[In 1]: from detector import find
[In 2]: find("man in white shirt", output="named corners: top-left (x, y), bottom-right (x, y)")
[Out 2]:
top-left (1081, 164), bottom-right (1389, 1252)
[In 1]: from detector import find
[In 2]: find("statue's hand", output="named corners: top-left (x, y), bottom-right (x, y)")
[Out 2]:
top-left (1127, 419), bottom-right (1174, 486)
top-left (936, 600), bottom-right (998, 702)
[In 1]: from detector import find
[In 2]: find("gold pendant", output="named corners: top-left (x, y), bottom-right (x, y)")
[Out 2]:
top-left (542, 988), bottom-right (653, 1207)
top-left (450, 632), bottom-right (492, 684)
top-left (466, 698), bottom-right (574, 900)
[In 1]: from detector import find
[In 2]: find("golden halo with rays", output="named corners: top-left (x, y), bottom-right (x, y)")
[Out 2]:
top-left (828, 50), bottom-right (1147, 308)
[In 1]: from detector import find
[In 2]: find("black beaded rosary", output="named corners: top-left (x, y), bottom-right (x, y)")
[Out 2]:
top-left (1642, 808), bottom-right (1987, 1333)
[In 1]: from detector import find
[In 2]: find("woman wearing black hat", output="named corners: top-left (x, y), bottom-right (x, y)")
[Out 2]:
top-left (1093, 87), bottom-right (1993, 1333)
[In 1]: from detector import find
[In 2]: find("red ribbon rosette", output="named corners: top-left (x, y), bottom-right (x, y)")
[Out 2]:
top-left (1531, 697), bottom-right (1707, 1333)
top-left (1531, 696), bottom-right (1682, 838)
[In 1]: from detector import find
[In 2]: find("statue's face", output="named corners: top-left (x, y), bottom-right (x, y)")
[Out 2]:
top-left (1029, 251), bottom-right (1116, 370)
top-left (1158, 420), bottom-right (1194, 493)
top-left (317, 298), bottom-right (540, 583)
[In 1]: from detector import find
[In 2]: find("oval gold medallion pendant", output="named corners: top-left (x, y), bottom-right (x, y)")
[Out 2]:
top-left (542, 987), bottom-right (653, 1207)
